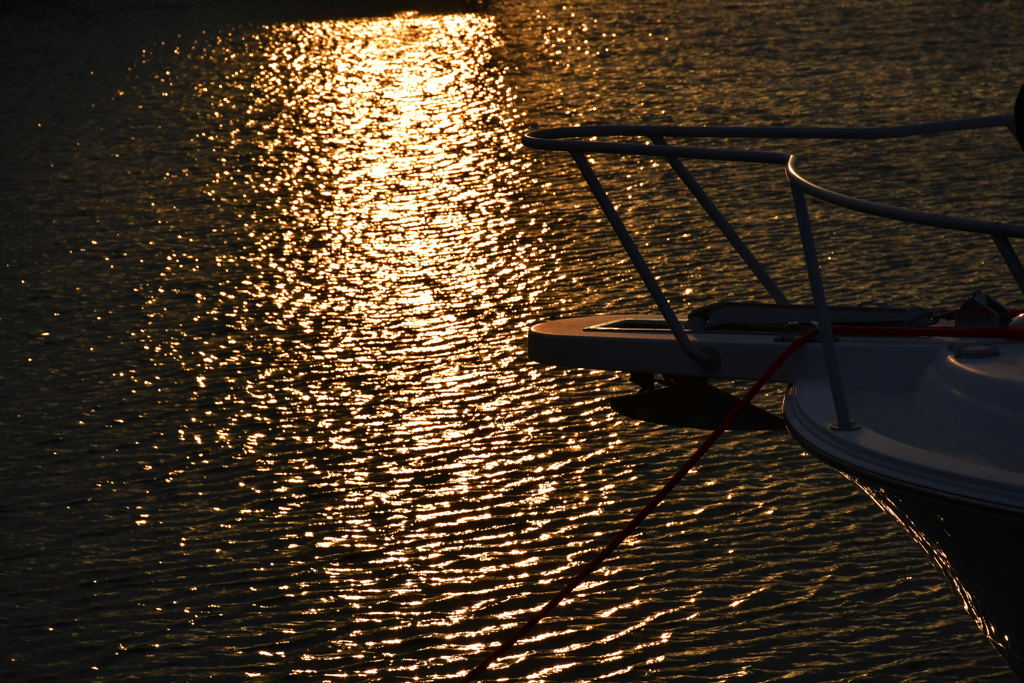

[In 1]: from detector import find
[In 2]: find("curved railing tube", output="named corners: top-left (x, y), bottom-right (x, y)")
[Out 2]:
top-left (783, 154), bottom-right (1024, 428)
top-left (570, 151), bottom-right (719, 369)
top-left (648, 134), bottom-right (790, 305)
top-left (785, 158), bottom-right (1024, 239)
top-left (522, 115), bottom-right (1013, 150)
top-left (525, 113), bottom-right (1022, 427)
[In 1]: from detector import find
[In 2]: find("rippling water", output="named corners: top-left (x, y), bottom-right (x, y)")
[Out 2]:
top-left (2, 0), bottom-right (1023, 679)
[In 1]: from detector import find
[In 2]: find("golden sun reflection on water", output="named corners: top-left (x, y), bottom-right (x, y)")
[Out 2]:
top-left (135, 10), bottom-right (612, 678)
top-left (183, 10), bottom-right (528, 448)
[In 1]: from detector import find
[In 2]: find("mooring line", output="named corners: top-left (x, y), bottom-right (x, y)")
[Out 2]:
top-left (463, 323), bottom-right (1024, 679)
top-left (461, 328), bottom-right (820, 681)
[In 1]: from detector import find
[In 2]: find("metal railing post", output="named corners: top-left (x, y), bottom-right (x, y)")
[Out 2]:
top-left (649, 135), bottom-right (791, 305)
top-left (571, 151), bottom-right (718, 370)
top-left (992, 234), bottom-right (1024, 297)
top-left (789, 183), bottom-right (857, 430)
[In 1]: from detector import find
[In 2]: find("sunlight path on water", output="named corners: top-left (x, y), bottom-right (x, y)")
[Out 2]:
top-left (131, 11), bottom-right (629, 679)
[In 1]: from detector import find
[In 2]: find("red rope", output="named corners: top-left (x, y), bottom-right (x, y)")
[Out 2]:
top-left (462, 328), bottom-right (819, 681)
top-left (462, 323), bottom-right (1024, 680)
top-left (831, 324), bottom-right (1024, 340)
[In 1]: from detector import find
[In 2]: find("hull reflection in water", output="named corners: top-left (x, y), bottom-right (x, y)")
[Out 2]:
top-left (839, 471), bottom-right (1024, 678)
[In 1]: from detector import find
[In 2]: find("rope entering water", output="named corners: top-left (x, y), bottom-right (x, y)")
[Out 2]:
top-left (463, 324), bottom-right (1024, 680)
top-left (462, 328), bottom-right (819, 681)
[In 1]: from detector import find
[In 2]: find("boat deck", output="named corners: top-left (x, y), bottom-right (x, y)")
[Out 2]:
top-left (786, 343), bottom-right (1024, 512)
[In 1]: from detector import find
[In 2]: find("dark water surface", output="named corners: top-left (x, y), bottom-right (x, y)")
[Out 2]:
top-left (2, 0), bottom-right (1023, 679)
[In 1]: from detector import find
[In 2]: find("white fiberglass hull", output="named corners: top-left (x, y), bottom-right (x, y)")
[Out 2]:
top-left (783, 339), bottom-right (1024, 514)
top-left (532, 313), bottom-right (1024, 513)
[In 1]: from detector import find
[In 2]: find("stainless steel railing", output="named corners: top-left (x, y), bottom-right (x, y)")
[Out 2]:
top-left (523, 113), bottom-right (1021, 427)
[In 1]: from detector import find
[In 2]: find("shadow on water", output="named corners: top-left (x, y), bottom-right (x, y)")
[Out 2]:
top-left (0, 0), bottom-right (490, 214)
top-left (0, 0), bottom-right (491, 86)
top-left (0, 0), bottom-right (490, 110)
top-left (1, 0), bottom-right (490, 23)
